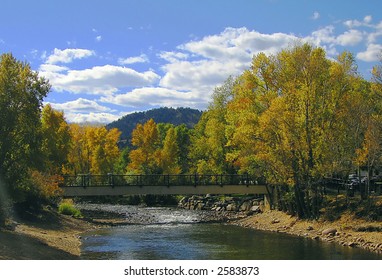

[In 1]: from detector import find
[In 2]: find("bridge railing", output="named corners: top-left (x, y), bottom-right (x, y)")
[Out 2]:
top-left (61, 174), bottom-right (260, 188)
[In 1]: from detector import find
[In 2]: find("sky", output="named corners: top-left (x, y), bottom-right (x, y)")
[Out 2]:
top-left (1, 0), bottom-right (382, 124)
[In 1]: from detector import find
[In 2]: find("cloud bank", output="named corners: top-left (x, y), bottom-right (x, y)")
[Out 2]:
top-left (41, 16), bottom-right (382, 123)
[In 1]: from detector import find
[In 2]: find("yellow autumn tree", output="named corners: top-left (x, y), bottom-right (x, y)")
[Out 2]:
top-left (64, 125), bottom-right (121, 175)
top-left (225, 44), bottom-right (367, 218)
top-left (128, 119), bottom-right (161, 174)
top-left (158, 127), bottom-right (181, 174)
top-left (41, 104), bottom-right (71, 173)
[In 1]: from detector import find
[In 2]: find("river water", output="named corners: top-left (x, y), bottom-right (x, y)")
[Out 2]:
top-left (79, 205), bottom-right (381, 260)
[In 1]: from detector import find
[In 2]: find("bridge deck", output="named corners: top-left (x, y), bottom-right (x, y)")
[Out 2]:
top-left (59, 174), bottom-right (269, 197)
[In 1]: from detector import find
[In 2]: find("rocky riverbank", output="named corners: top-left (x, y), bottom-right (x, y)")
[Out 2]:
top-left (230, 210), bottom-right (382, 255)
top-left (179, 194), bottom-right (382, 255)
top-left (177, 194), bottom-right (265, 214)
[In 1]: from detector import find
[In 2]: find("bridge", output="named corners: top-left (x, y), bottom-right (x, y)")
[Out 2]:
top-left (59, 173), bottom-right (271, 198)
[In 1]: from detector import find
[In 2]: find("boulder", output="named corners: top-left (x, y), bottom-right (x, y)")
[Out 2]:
top-left (322, 228), bottom-right (337, 236)
top-left (250, 205), bottom-right (261, 213)
top-left (226, 204), bottom-right (237, 211)
top-left (240, 201), bottom-right (252, 211)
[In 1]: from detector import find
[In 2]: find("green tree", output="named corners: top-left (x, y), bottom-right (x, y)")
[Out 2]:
top-left (174, 124), bottom-right (192, 173)
top-left (0, 53), bottom-right (50, 222)
top-left (190, 77), bottom-right (234, 174)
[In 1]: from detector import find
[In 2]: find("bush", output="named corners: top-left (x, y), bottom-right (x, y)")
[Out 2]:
top-left (58, 200), bottom-right (82, 218)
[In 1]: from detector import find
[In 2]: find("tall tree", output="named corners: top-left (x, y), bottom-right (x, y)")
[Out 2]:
top-left (158, 127), bottom-right (181, 174)
top-left (64, 125), bottom-right (121, 174)
top-left (128, 119), bottom-right (161, 174)
top-left (190, 77), bottom-right (234, 174)
top-left (0, 53), bottom-right (50, 202)
top-left (41, 104), bottom-right (71, 173)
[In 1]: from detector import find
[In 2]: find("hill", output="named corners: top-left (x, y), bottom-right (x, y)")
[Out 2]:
top-left (106, 107), bottom-right (202, 141)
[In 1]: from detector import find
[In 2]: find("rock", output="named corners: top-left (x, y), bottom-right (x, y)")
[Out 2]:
top-left (307, 225), bottom-right (314, 231)
top-left (226, 204), bottom-right (237, 211)
top-left (197, 202), bottom-right (205, 210)
top-left (250, 205), bottom-right (261, 213)
top-left (240, 201), bottom-right (252, 211)
top-left (271, 218), bottom-right (280, 224)
top-left (322, 228), bottom-right (337, 236)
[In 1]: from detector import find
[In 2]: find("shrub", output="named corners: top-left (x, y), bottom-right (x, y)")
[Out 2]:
top-left (58, 200), bottom-right (82, 218)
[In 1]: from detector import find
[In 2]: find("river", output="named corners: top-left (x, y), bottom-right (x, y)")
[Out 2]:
top-left (78, 204), bottom-right (381, 260)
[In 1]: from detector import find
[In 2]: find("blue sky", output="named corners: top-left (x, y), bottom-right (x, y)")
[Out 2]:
top-left (1, 0), bottom-right (382, 123)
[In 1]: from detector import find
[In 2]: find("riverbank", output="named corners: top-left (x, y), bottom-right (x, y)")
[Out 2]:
top-left (1, 203), bottom-right (381, 259)
top-left (0, 209), bottom-right (98, 259)
top-left (230, 210), bottom-right (382, 255)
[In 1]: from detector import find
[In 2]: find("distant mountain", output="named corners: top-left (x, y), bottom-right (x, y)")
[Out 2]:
top-left (106, 107), bottom-right (203, 141)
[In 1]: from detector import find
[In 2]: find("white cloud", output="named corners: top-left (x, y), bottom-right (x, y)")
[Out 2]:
top-left (96, 35), bottom-right (102, 42)
top-left (40, 64), bottom-right (160, 95)
top-left (65, 112), bottom-right (121, 124)
top-left (39, 64), bottom-right (69, 73)
top-left (101, 87), bottom-right (206, 109)
top-left (364, 15), bottom-right (373, 24)
top-left (312, 12), bottom-right (320, 20)
top-left (309, 25), bottom-right (336, 45)
top-left (180, 27), bottom-right (297, 61)
top-left (357, 44), bottom-right (382, 62)
top-left (160, 27), bottom-right (299, 96)
top-left (159, 51), bottom-right (189, 63)
top-left (46, 48), bottom-right (95, 64)
top-left (118, 54), bottom-right (149, 65)
top-left (344, 15), bottom-right (374, 29)
top-left (48, 98), bottom-right (111, 113)
top-left (336, 29), bottom-right (364, 46)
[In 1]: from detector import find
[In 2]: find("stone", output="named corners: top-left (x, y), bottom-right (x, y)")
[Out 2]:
top-left (240, 201), bottom-right (252, 211)
top-left (306, 225), bottom-right (314, 231)
top-left (250, 205), bottom-right (261, 213)
top-left (322, 228), bottom-right (337, 236)
top-left (197, 202), bottom-right (205, 210)
top-left (226, 204), bottom-right (237, 211)
top-left (271, 218), bottom-right (280, 224)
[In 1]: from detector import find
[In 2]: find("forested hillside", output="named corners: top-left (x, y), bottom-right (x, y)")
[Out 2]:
top-left (106, 107), bottom-right (202, 140)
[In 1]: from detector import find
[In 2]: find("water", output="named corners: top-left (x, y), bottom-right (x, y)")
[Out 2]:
top-left (80, 206), bottom-right (381, 260)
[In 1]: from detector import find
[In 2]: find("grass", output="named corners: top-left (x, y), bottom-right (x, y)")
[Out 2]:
top-left (58, 200), bottom-right (82, 218)
top-left (321, 194), bottom-right (382, 222)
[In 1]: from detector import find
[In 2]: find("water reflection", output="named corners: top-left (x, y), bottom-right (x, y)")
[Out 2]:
top-left (81, 217), bottom-right (381, 260)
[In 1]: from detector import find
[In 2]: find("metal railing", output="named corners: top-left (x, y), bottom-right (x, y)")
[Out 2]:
top-left (60, 173), bottom-right (261, 188)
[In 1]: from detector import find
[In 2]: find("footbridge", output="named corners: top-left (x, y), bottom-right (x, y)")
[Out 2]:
top-left (59, 173), bottom-right (271, 197)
